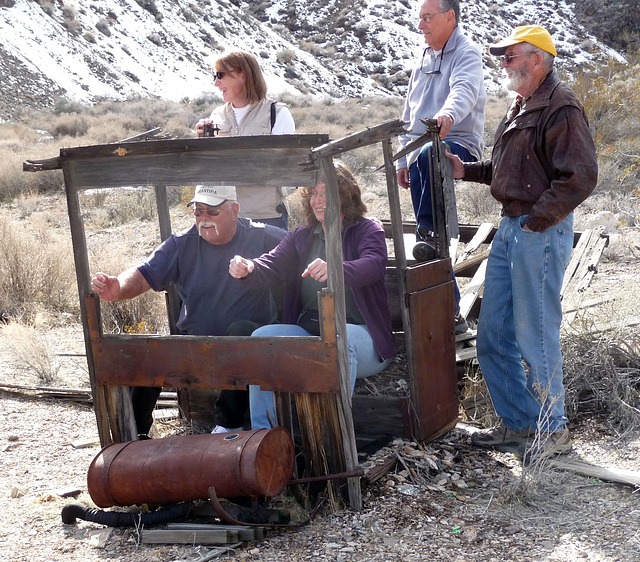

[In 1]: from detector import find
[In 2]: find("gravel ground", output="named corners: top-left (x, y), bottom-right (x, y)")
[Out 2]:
top-left (0, 197), bottom-right (638, 561)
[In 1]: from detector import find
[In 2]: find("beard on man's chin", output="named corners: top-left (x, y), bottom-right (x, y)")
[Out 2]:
top-left (501, 70), bottom-right (526, 94)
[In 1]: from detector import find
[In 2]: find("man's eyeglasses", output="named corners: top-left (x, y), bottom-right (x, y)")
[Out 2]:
top-left (214, 71), bottom-right (226, 80)
top-left (420, 11), bottom-right (446, 23)
top-left (420, 47), bottom-right (444, 76)
top-left (500, 53), bottom-right (532, 64)
top-left (192, 202), bottom-right (228, 217)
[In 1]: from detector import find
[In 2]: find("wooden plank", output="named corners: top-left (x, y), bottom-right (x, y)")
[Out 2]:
top-left (141, 529), bottom-right (234, 545)
top-left (167, 524), bottom-right (259, 542)
top-left (561, 228), bottom-right (605, 299)
top-left (456, 347), bottom-right (478, 362)
top-left (311, 120), bottom-right (406, 159)
top-left (455, 329), bottom-right (477, 344)
top-left (405, 258), bottom-right (451, 294)
top-left (562, 296), bottom-right (614, 314)
top-left (351, 395), bottom-right (411, 439)
top-left (453, 248), bottom-right (491, 278)
top-left (548, 458), bottom-right (640, 487)
top-left (87, 294), bottom-right (340, 394)
top-left (458, 259), bottom-right (488, 319)
top-left (66, 147), bottom-right (320, 189)
top-left (61, 134), bottom-right (328, 160)
top-left (455, 223), bottom-right (494, 265)
top-left (71, 437), bottom-right (100, 449)
top-left (319, 156), bottom-right (361, 510)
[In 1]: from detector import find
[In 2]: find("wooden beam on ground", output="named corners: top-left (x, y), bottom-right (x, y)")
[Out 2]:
top-left (167, 523), bottom-right (264, 542)
top-left (141, 529), bottom-right (237, 545)
top-left (456, 347), bottom-right (478, 362)
top-left (548, 458), bottom-right (640, 487)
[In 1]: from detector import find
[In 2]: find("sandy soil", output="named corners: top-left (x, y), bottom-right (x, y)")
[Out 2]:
top-left (0, 196), bottom-right (639, 561)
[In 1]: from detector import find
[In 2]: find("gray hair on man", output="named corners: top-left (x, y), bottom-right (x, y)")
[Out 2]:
top-left (439, 0), bottom-right (460, 23)
top-left (520, 43), bottom-right (556, 73)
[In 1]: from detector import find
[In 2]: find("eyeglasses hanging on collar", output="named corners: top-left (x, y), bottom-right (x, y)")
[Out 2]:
top-left (419, 42), bottom-right (447, 75)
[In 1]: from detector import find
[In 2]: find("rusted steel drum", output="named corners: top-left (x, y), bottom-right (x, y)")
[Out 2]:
top-left (87, 428), bottom-right (294, 508)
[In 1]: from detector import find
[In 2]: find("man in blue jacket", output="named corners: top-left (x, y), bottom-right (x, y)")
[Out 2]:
top-left (396, 0), bottom-right (486, 332)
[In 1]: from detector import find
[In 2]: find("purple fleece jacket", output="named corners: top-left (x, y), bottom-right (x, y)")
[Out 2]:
top-left (241, 218), bottom-right (396, 361)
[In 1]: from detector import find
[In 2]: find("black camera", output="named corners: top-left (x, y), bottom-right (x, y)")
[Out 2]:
top-left (202, 123), bottom-right (220, 137)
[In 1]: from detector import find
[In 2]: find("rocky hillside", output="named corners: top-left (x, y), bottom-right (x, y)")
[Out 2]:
top-left (0, 0), bottom-right (633, 121)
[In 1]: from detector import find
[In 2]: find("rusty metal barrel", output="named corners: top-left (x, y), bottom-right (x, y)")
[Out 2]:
top-left (87, 428), bottom-right (294, 508)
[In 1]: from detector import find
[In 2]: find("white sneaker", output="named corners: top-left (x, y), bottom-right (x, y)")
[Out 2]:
top-left (211, 425), bottom-right (243, 434)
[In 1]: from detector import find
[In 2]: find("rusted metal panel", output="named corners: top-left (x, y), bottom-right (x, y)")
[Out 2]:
top-left (92, 335), bottom-right (340, 393)
top-left (406, 263), bottom-right (458, 442)
top-left (85, 293), bottom-right (340, 394)
top-left (405, 258), bottom-right (452, 294)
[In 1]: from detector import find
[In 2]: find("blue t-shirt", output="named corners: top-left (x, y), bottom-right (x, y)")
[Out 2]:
top-left (138, 218), bottom-right (286, 336)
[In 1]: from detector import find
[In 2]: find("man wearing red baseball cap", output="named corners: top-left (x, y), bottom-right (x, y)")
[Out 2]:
top-left (447, 25), bottom-right (598, 464)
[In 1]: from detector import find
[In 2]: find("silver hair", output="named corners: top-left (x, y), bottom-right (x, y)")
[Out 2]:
top-left (521, 43), bottom-right (555, 73)
top-left (438, 0), bottom-right (460, 23)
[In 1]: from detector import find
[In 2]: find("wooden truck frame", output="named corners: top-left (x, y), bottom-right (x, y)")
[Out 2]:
top-left (24, 120), bottom-right (460, 509)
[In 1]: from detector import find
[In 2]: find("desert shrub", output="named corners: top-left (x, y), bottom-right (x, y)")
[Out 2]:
top-left (96, 18), bottom-right (111, 36)
top-left (276, 49), bottom-right (297, 65)
top-left (563, 328), bottom-right (640, 435)
top-left (0, 215), bottom-right (77, 319)
top-left (0, 322), bottom-right (60, 385)
top-left (48, 113), bottom-right (91, 138)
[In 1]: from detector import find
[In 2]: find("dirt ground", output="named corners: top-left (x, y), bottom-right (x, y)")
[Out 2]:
top-left (0, 203), bottom-right (639, 561)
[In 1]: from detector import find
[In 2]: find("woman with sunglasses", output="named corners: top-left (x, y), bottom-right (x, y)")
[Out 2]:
top-left (195, 51), bottom-right (296, 230)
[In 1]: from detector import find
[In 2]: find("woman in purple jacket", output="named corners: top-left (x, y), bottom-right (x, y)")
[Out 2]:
top-left (229, 163), bottom-right (396, 429)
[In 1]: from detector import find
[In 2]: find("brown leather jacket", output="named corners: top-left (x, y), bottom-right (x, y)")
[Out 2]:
top-left (464, 70), bottom-right (598, 232)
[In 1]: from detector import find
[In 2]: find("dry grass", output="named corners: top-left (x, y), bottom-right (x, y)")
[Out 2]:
top-left (0, 322), bottom-right (60, 385)
top-left (0, 213), bottom-right (77, 320)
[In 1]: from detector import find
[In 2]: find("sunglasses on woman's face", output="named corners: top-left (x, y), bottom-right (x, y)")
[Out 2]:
top-left (214, 71), bottom-right (226, 80)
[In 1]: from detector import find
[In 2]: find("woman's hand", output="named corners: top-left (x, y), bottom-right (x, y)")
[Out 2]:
top-left (302, 258), bottom-right (328, 282)
top-left (229, 255), bottom-right (254, 278)
top-left (195, 119), bottom-right (211, 138)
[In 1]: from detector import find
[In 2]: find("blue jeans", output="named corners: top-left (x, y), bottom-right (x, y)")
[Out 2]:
top-left (409, 141), bottom-right (475, 312)
top-left (477, 214), bottom-right (574, 433)
top-left (258, 207), bottom-right (288, 230)
top-left (249, 323), bottom-right (391, 430)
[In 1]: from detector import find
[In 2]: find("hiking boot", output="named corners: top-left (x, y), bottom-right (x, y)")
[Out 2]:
top-left (455, 313), bottom-right (469, 335)
top-left (471, 423), bottom-right (531, 453)
top-left (412, 241), bottom-right (437, 262)
top-left (522, 428), bottom-right (572, 465)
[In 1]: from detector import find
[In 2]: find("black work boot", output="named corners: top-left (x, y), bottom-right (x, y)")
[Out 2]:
top-left (413, 228), bottom-right (437, 262)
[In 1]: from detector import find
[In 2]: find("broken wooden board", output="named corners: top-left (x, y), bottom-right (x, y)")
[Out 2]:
top-left (561, 227), bottom-right (609, 325)
top-left (458, 258), bottom-right (488, 320)
top-left (455, 222), bottom-right (493, 265)
top-left (548, 458), bottom-right (640, 488)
